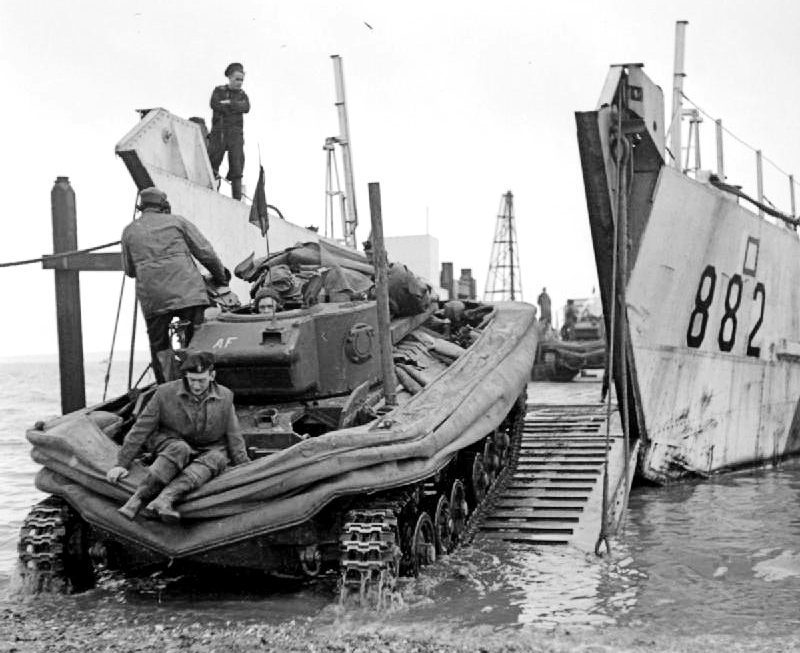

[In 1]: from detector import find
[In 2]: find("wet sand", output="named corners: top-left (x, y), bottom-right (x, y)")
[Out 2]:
top-left (2, 597), bottom-right (797, 653)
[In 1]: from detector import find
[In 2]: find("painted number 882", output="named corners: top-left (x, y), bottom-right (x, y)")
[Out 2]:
top-left (685, 264), bottom-right (765, 357)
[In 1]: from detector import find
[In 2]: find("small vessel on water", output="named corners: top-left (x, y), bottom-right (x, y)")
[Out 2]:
top-left (18, 85), bottom-right (539, 596)
top-left (576, 25), bottom-right (800, 482)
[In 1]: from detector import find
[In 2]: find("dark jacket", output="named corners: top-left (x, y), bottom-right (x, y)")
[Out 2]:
top-left (117, 379), bottom-right (249, 468)
top-left (210, 85), bottom-right (250, 133)
top-left (121, 209), bottom-right (227, 317)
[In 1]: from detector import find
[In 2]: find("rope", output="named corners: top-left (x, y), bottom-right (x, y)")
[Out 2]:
top-left (681, 91), bottom-right (800, 193)
top-left (104, 191), bottom-right (141, 399)
top-left (102, 274), bottom-right (127, 401)
top-left (709, 176), bottom-right (799, 226)
top-left (595, 88), bottom-right (629, 558)
top-left (0, 240), bottom-right (121, 269)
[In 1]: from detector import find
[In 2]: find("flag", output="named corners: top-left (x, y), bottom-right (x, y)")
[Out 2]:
top-left (249, 165), bottom-right (269, 236)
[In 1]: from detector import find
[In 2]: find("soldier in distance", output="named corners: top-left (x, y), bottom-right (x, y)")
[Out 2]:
top-left (121, 186), bottom-right (232, 383)
top-left (208, 62), bottom-right (250, 200)
top-left (107, 351), bottom-right (249, 522)
top-left (537, 287), bottom-right (552, 326)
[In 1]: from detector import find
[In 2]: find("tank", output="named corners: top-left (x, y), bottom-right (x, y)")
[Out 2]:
top-left (19, 280), bottom-right (538, 600)
top-left (18, 106), bottom-right (538, 601)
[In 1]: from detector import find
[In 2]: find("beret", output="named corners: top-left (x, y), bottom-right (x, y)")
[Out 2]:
top-left (180, 350), bottom-right (215, 373)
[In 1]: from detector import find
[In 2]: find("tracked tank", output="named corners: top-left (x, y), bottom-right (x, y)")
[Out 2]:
top-left (20, 277), bottom-right (537, 598)
top-left (17, 107), bottom-right (538, 599)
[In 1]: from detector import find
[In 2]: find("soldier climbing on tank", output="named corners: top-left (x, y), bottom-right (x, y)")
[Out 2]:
top-left (106, 351), bottom-right (249, 522)
top-left (121, 186), bottom-right (232, 383)
top-left (208, 62), bottom-right (250, 200)
top-left (537, 287), bottom-right (552, 326)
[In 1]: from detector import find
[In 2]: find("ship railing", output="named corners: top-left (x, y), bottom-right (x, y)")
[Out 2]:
top-left (669, 90), bottom-right (799, 230)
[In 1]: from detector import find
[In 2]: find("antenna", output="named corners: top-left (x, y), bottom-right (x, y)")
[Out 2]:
top-left (484, 191), bottom-right (523, 301)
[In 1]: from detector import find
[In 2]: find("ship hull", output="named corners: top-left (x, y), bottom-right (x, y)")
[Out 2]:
top-left (628, 166), bottom-right (800, 480)
top-left (577, 65), bottom-right (800, 483)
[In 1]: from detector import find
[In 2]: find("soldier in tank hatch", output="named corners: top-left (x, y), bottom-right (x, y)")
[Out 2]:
top-left (107, 351), bottom-right (250, 522)
top-left (121, 186), bottom-right (232, 383)
top-left (208, 62), bottom-right (250, 200)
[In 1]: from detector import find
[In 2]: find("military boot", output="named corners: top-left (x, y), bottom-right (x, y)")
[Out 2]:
top-left (231, 178), bottom-right (243, 201)
top-left (118, 474), bottom-right (164, 520)
top-left (145, 474), bottom-right (196, 524)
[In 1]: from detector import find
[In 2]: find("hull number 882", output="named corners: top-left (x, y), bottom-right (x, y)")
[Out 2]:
top-left (685, 264), bottom-right (765, 358)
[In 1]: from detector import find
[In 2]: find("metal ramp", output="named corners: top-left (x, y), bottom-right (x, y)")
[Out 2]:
top-left (478, 381), bottom-right (633, 549)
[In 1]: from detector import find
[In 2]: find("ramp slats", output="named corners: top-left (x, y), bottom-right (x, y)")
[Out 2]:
top-left (477, 386), bottom-right (628, 549)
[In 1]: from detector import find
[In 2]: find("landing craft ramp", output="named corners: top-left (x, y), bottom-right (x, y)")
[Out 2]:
top-left (477, 379), bottom-right (635, 550)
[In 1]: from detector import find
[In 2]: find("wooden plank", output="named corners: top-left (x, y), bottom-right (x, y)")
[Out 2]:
top-left (500, 492), bottom-right (588, 502)
top-left (42, 252), bottom-right (123, 271)
top-left (488, 511), bottom-right (581, 522)
top-left (508, 481), bottom-right (592, 497)
top-left (477, 532), bottom-right (570, 544)
top-left (491, 501), bottom-right (584, 512)
top-left (506, 475), bottom-right (599, 484)
top-left (481, 521), bottom-right (574, 533)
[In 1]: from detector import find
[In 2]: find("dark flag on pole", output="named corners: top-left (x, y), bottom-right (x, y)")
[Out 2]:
top-left (249, 165), bottom-right (269, 236)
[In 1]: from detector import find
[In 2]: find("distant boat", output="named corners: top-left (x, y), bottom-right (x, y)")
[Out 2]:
top-left (576, 56), bottom-right (800, 482)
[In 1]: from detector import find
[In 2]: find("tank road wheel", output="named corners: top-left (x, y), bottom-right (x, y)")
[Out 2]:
top-left (466, 452), bottom-right (488, 509)
top-left (17, 496), bottom-right (95, 593)
top-left (408, 512), bottom-right (436, 577)
top-left (483, 439), bottom-right (499, 486)
top-left (431, 495), bottom-right (453, 555)
top-left (449, 480), bottom-right (468, 546)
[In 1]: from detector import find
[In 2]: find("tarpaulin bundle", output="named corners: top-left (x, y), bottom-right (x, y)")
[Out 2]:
top-left (29, 302), bottom-right (538, 558)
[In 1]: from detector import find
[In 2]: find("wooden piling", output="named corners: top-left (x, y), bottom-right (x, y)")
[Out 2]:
top-left (368, 182), bottom-right (397, 407)
top-left (51, 177), bottom-right (86, 413)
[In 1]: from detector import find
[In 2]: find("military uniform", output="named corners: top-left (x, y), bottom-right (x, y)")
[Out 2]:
top-left (208, 84), bottom-right (250, 197)
top-left (117, 377), bottom-right (249, 478)
top-left (121, 194), bottom-right (228, 382)
top-left (537, 290), bottom-right (552, 326)
top-left (112, 351), bottom-right (249, 522)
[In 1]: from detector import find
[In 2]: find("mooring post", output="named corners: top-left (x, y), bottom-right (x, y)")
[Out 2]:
top-left (51, 176), bottom-right (86, 413)
top-left (368, 182), bottom-right (397, 407)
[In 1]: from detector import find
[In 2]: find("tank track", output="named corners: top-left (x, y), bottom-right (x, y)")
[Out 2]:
top-left (17, 496), bottom-right (94, 593)
top-left (339, 495), bottom-right (409, 608)
top-left (338, 392), bottom-right (526, 607)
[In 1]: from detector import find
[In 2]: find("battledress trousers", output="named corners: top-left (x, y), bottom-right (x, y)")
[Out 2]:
top-left (208, 85), bottom-right (250, 198)
top-left (116, 379), bottom-right (249, 519)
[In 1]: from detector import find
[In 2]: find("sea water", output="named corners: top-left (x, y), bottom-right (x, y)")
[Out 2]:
top-left (1, 358), bottom-right (799, 637)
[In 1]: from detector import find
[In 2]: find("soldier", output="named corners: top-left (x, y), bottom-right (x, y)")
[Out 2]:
top-left (562, 299), bottom-right (578, 340)
top-left (208, 62), bottom-right (250, 200)
top-left (537, 287), bottom-right (552, 326)
top-left (106, 351), bottom-right (249, 522)
top-left (121, 186), bottom-right (231, 383)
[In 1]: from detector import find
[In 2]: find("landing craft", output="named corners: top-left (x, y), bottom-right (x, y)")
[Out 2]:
top-left (576, 27), bottom-right (800, 482)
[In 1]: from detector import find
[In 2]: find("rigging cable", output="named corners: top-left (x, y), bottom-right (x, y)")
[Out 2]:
top-left (595, 81), bottom-right (630, 557)
top-left (103, 191), bottom-right (140, 399)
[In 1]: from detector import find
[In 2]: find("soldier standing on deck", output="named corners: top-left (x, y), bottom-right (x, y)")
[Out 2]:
top-left (208, 62), bottom-right (250, 200)
top-left (121, 187), bottom-right (231, 383)
top-left (107, 351), bottom-right (249, 522)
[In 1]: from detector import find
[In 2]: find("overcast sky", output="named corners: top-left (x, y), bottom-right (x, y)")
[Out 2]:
top-left (1, 0), bottom-right (799, 359)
